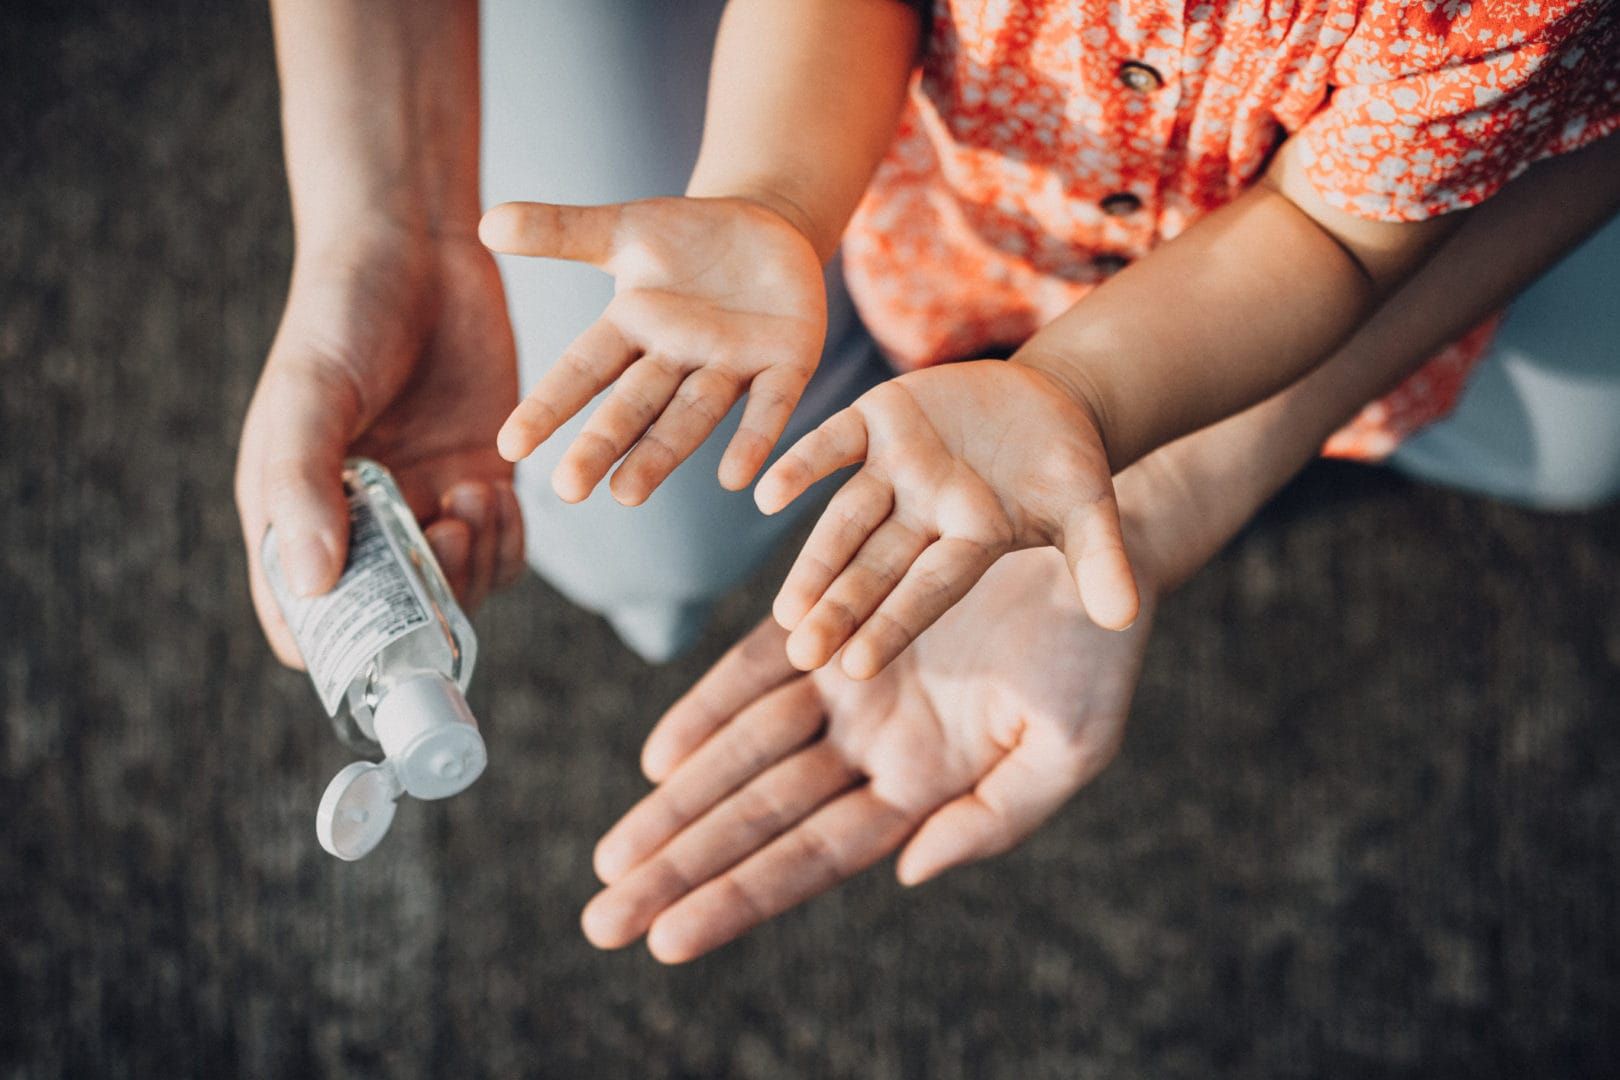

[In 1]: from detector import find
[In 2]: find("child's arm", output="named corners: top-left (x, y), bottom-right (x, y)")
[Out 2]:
top-left (1012, 136), bottom-right (1464, 471)
top-left (481, 0), bottom-right (919, 503)
top-left (757, 132), bottom-right (1618, 678)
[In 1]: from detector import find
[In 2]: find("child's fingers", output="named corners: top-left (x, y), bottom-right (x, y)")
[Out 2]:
top-left (785, 518), bottom-right (929, 672)
top-left (610, 368), bottom-right (743, 505)
top-left (1061, 492), bottom-right (1139, 631)
top-left (772, 469), bottom-right (893, 630)
top-left (478, 201), bottom-right (621, 267)
top-left (840, 536), bottom-right (998, 680)
top-left (554, 355), bottom-right (685, 498)
top-left (718, 364), bottom-right (815, 492)
top-left (584, 743), bottom-right (859, 950)
top-left (754, 408), bottom-right (870, 515)
top-left (498, 319), bottom-right (637, 461)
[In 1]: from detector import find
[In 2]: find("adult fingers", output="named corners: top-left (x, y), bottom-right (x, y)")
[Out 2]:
top-left (718, 363), bottom-right (815, 492)
top-left (236, 359), bottom-right (361, 667)
top-left (895, 727), bottom-right (1112, 887)
top-left (785, 518), bottom-right (930, 672)
top-left (439, 481), bottom-right (499, 612)
top-left (1062, 489), bottom-right (1140, 631)
top-left (583, 742), bottom-right (858, 949)
top-left (753, 407), bottom-right (869, 515)
top-left (594, 677), bottom-right (826, 884)
top-left (425, 518), bottom-right (473, 603)
top-left (640, 618), bottom-right (800, 783)
top-left (478, 200), bottom-right (621, 266)
top-left (643, 785), bottom-right (917, 964)
top-left (840, 536), bottom-right (999, 681)
top-left (608, 367), bottom-right (743, 505)
top-left (498, 318), bottom-right (638, 463)
top-left (772, 468), bottom-right (893, 631)
top-left (493, 484), bottom-right (527, 588)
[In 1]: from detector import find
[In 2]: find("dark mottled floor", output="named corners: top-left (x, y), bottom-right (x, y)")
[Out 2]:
top-left (3, 4), bottom-right (1619, 1078)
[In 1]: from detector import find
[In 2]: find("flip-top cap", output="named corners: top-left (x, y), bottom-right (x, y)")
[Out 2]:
top-left (317, 761), bottom-right (401, 861)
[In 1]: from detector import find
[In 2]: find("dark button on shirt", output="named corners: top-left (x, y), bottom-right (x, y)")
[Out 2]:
top-left (1100, 192), bottom-right (1142, 217)
top-left (1091, 253), bottom-right (1130, 277)
top-left (1118, 61), bottom-right (1164, 93)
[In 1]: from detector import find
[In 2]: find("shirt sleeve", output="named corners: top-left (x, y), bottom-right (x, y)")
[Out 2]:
top-left (1293, 0), bottom-right (1619, 222)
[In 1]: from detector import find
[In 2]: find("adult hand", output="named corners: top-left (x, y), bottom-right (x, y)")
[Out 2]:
top-left (582, 547), bottom-right (1156, 963)
top-left (236, 224), bottom-right (522, 668)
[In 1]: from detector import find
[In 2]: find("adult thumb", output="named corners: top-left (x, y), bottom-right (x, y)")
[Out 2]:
top-left (250, 360), bottom-right (358, 599)
top-left (478, 200), bottom-right (621, 268)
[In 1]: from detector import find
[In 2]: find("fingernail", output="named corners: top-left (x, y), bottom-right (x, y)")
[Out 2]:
top-left (288, 533), bottom-right (338, 597)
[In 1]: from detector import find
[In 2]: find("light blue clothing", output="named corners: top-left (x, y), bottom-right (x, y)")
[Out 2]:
top-left (1389, 211), bottom-right (1620, 510)
top-left (480, 0), bottom-right (884, 660)
top-left (482, 1), bottom-right (1620, 661)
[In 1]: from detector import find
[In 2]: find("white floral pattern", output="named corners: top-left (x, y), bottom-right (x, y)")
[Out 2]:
top-left (843, 0), bottom-right (1619, 459)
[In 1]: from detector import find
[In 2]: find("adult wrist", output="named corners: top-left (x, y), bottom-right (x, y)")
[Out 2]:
top-left (1111, 451), bottom-right (1225, 599)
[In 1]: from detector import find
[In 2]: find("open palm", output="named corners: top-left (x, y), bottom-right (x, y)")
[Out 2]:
top-left (583, 548), bottom-right (1154, 963)
top-left (481, 196), bottom-right (827, 505)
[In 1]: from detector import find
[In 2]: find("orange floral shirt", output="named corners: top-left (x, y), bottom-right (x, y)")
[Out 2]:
top-left (843, 0), bottom-right (1619, 459)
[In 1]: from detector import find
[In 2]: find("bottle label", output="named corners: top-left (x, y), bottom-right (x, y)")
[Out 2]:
top-left (264, 493), bottom-right (433, 714)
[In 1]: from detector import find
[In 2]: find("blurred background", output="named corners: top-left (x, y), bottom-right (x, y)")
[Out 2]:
top-left (3, 3), bottom-right (1619, 1077)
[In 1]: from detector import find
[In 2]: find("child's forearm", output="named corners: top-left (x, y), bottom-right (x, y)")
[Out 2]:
top-left (1016, 136), bottom-right (1464, 471)
top-left (270, 0), bottom-right (481, 249)
top-left (686, 0), bottom-right (921, 261)
top-left (1118, 135), bottom-right (1620, 593)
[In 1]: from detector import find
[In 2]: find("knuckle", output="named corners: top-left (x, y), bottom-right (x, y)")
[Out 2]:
top-left (864, 611), bottom-right (915, 654)
top-left (719, 873), bottom-right (773, 927)
top-left (731, 783), bottom-right (789, 833)
top-left (572, 430), bottom-right (621, 467)
top-left (814, 596), bottom-right (861, 638)
top-left (632, 432), bottom-right (680, 471)
top-left (556, 349), bottom-right (600, 382)
top-left (261, 457), bottom-right (314, 510)
top-left (792, 823), bottom-right (845, 882)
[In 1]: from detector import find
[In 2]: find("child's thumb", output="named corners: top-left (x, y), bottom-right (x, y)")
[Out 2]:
top-left (478, 200), bottom-right (620, 268)
top-left (1061, 497), bottom-right (1140, 631)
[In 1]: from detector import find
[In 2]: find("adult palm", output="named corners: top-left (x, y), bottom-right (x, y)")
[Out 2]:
top-left (584, 548), bottom-right (1155, 963)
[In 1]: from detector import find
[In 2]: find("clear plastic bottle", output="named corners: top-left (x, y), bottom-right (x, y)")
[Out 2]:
top-left (262, 458), bottom-right (487, 860)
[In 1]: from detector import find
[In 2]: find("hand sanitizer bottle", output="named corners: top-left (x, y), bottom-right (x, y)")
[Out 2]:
top-left (262, 458), bottom-right (487, 860)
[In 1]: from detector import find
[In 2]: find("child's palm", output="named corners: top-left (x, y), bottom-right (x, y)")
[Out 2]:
top-left (756, 361), bottom-right (1138, 679)
top-left (479, 196), bottom-right (827, 505)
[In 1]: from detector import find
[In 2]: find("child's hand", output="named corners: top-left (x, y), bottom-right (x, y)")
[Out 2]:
top-left (478, 196), bottom-right (826, 505)
top-left (755, 360), bottom-right (1139, 679)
